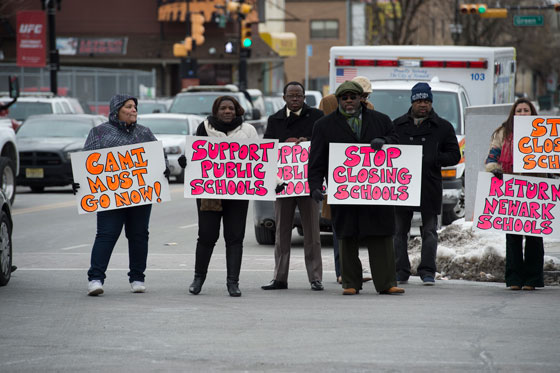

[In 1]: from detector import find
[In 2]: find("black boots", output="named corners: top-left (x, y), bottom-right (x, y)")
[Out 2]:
top-left (189, 273), bottom-right (206, 295)
top-left (226, 245), bottom-right (243, 297)
top-left (227, 282), bottom-right (241, 297)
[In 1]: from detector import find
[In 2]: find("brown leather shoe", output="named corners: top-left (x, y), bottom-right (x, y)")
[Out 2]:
top-left (379, 286), bottom-right (405, 295)
top-left (522, 285), bottom-right (535, 291)
top-left (510, 285), bottom-right (521, 291)
top-left (342, 288), bottom-right (359, 295)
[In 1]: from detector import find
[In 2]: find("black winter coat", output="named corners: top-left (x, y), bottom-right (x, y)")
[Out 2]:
top-left (393, 108), bottom-right (461, 214)
top-left (308, 106), bottom-right (398, 239)
top-left (264, 103), bottom-right (324, 141)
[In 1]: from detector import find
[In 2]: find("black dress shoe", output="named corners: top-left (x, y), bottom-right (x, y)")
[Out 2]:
top-left (261, 280), bottom-right (288, 290)
top-left (311, 281), bottom-right (324, 291)
top-left (189, 273), bottom-right (206, 295)
top-left (227, 283), bottom-right (242, 297)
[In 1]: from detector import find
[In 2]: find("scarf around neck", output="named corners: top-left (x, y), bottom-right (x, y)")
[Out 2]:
top-left (207, 115), bottom-right (243, 134)
top-left (339, 105), bottom-right (362, 136)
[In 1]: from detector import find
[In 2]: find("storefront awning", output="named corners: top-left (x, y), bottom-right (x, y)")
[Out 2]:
top-left (259, 32), bottom-right (297, 57)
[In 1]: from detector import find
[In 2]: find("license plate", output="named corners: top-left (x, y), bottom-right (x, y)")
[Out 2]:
top-left (26, 168), bottom-right (44, 178)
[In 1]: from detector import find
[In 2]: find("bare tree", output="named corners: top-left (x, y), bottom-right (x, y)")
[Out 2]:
top-left (366, 0), bottom-right (428, 45)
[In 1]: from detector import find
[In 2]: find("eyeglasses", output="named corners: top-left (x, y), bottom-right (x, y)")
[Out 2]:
top-left (340, 94), bottom-right (358, 101)
top-left (285, 94), bottom-right (304, 99)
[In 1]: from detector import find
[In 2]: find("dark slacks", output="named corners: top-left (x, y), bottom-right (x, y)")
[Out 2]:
top-left (339, 235), bottom-right (397, 292)
top-left (394, 210), bottom-right (438, 280)
top-left (273, 196), bottom-right (322, 283)
top-left (505, 234), bottom-right (544, 287)
top-left (195, 199), bottom-right (249, 284)
top-left (88, 204), bottom-right (152, 283)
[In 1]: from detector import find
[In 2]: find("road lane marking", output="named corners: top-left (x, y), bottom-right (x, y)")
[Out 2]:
top-left (179, 223), bottom-right (198, 229)
top-left (60, 244), bottom-right (90, 251)
top-left (13, 200), bottom-right (76, 215)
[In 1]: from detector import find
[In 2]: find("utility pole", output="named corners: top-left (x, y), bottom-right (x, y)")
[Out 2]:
top-left (238, 0), bottom-right (248, 91)
top-left (45, 0), bottom-right (59, 95)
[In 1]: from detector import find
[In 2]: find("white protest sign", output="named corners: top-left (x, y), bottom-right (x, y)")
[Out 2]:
top-left (276, 141), bottom-right (311, 198)
top-left (513, 116), bottom-right (560, 173)
top-left (326, 143), bottom-right (422, 205)
top-left (71, 141), bottom-right (170, 214)
top-left (184, 136), bottom-right (278, 200)
top-left (473, 171), bottom-right (560, 238)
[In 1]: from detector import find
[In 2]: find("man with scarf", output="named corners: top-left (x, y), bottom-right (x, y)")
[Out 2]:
top-left (392, 82), bottom-right (461, 286)
top-left (308, 81), bottom-right (404, 296)
top-left (261, 82), bottom-right (325, 291)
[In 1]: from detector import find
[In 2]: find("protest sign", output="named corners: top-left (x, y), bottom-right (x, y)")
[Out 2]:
top-left (513, 116), bottom-right (560, 173)
top-left (326, 143), bottom-right (422, 205)
top-left (473, 171), bottom-right (560, 238)
top-left (71, 141), bottom-right (170, 214)
top-left (184, 137), bottom-right (278, 200)
top-left (276, 141), bottom-right (311, 198)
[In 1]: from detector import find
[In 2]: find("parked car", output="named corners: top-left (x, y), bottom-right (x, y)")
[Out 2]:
top-left (0, 94), bottom-right (80, 126)
top-left (138, 113), bottom-right (204, 182)
top-left (305, 90), bottom-right (323, 108)
top-left (0, 189), bottom-right (13, 286)
top-left (264, 96), bottom-right (284, 116)
top-left (169, 85), bottom-right (265, 134)
top-left (137, 99), bottom-right (172, 115)
top-left (16, 114), bottom-right (106, 192)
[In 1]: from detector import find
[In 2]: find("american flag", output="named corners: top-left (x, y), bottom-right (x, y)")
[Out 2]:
top-left (335, 68), bottom-right (357, 83)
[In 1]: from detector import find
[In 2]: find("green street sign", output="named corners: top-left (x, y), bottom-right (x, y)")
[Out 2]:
top-left (513, 15), bottom-right (544, 27)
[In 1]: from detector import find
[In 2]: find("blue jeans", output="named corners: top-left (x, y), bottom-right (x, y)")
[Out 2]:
top-left (87, 204), bottom-right (152, 283)
top-left (394, 210), bottom-right (438, 280)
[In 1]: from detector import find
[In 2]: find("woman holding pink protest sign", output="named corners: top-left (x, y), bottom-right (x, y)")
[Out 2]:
top-left (79, 94), bottom-right (169, 296)
top-left (485, 98), bottom-right (544, 291)
top-left (178, 95), bottom-right (258, 297)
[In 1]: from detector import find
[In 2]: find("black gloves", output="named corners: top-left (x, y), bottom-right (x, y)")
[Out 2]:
top-left (72, 182), bottom-right (80, 195)
top-left (491, 169), bottom-right (503, 180)
top-left (178, 154), bottom-right (187, 169)
top-left (311, 189), bottom-right (323, 203)
top-left (370, 137), bottom-right (385, 151)
top-left (275, 183), bottom-right (287, 194)
top-left (163, 167), bottom-right (170, 180)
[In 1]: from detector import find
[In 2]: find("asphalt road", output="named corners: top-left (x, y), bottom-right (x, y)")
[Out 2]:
top-left (1, 185), bottom-right (559, 372)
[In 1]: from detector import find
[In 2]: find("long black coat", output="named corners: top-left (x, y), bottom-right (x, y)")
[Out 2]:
top-left (308, 105), bottom-right (398, 239)
top-left (264, 103), bottom-right (324, 141)
top-left (393, 108), bottom-right (461, 214)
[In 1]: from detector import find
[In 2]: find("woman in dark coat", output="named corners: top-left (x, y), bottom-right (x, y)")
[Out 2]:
top-left (308, 81), bottom-right (403, 296)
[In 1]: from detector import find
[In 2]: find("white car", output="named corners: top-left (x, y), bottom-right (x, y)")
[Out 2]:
top-left (138, 113), bottom-right (204, 182)
top-left (0, 95), bottom-right (80, 126)
top-left (305, 90), bottom-right (323, 108)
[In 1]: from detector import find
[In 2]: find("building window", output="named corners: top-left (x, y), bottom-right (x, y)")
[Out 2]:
top-left (310, 20), bottom-right (339, 39)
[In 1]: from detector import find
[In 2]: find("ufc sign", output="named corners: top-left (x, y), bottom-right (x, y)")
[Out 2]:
top-left (17, 11), bottom-right (47, 67)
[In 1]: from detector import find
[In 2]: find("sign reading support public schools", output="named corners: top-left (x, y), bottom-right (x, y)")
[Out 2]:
top-left (184, 136), bottom-right (278, 200)
top-left (276, 141), bottom-right (311, 198)
top-left (71, 141), bottom-right (171, 214)
top-left (513, 116), bottom-right (560, 173)
top-left (327, 143), bottom-right (422, 205)
top-left (473, 172), bottom-right (560, 238)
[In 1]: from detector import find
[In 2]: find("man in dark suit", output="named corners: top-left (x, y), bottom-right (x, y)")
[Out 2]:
top-left (261, 82), bottom-right (325, 291)
top-left (308, 81), bottom-right (404, 296)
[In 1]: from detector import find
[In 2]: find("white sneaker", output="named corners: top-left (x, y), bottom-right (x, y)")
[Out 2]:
top-left (130, 281), bottom-right (146, 293)
top-left (88, 280), bottom-right (104, 296)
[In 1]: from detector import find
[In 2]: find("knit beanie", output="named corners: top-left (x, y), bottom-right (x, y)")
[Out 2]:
top-left (410, 82), bottom-right (432, 103)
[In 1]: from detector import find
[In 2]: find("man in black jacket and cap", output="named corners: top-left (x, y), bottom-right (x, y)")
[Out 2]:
top-left (261, 82), bottom-right (325, 291)
top-left (308, 80), bottom-right (404, 296)
top-left (392, 82), bottom-right (461, 286)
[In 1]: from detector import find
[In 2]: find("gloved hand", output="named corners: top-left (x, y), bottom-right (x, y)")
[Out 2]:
top-left (163, 167), bottom-right (170, 180)
top-left (72, 182), bottom-right (80, 195)
top-left (275, 183), bottom-right (287, 194)
top-left (370, 137), bottom-right (385, 151)
top-left (491, 169), bottom-right (503, 180)
top-left (178, 154), bottom-right (187, 169)
top-left (311, 189), bottom-right (323, 203)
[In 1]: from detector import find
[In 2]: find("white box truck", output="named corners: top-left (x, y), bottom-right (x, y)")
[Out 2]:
top-left (329, 45), bottom-right (516, 224)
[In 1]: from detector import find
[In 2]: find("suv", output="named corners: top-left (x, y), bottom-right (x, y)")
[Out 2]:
top-left (168, 85), bottom-right (265, 134)
top-left (0, 93), bottom-right (79, 126)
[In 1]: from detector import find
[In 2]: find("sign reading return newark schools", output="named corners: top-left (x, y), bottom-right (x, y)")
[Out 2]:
top-left (276, 141), bottom-right (311, 198)
top-left (513, 116), bottom-right (560, 173)
top-left (71, 141), bottom-right (170, 214)
top-left (327, 143), bottom-right (422, 205)
top-left (184, 137), bottom-right (278, 200)
top-left (473, 172), bottom-right (560, 238)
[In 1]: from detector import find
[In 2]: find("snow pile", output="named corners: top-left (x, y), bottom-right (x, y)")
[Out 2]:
top-left (407, 220), bottom-right (560, 285)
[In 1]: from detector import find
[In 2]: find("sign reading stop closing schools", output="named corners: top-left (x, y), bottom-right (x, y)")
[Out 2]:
top-left (327, 143), bottom-right (422, 205)
top-left (184, 137), bottom-right (278, 200)
top-left (71, 141), bottom-right (170, 214)
top-left (276, 141), bottom-right (311, 198)
top-left (473, 172), bottom-right (560, 238)
top-left (513, 116), bottom-right (560, 173)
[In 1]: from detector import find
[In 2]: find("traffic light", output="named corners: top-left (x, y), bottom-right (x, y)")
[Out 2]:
top-left (239, 2), bottom-right (253, 15)
top-left (191, 13), bottom-right (205, 46)
top-left (241, 21), bottom-right (252, 48)
top-left (173, 37), bottom-right (193, 57)
top-left (480, 8), bottom-right (507, 18)
top-left (460, 3), bottom-right (487, 14)
top-left (555, 4), bottom-right (560, 12)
